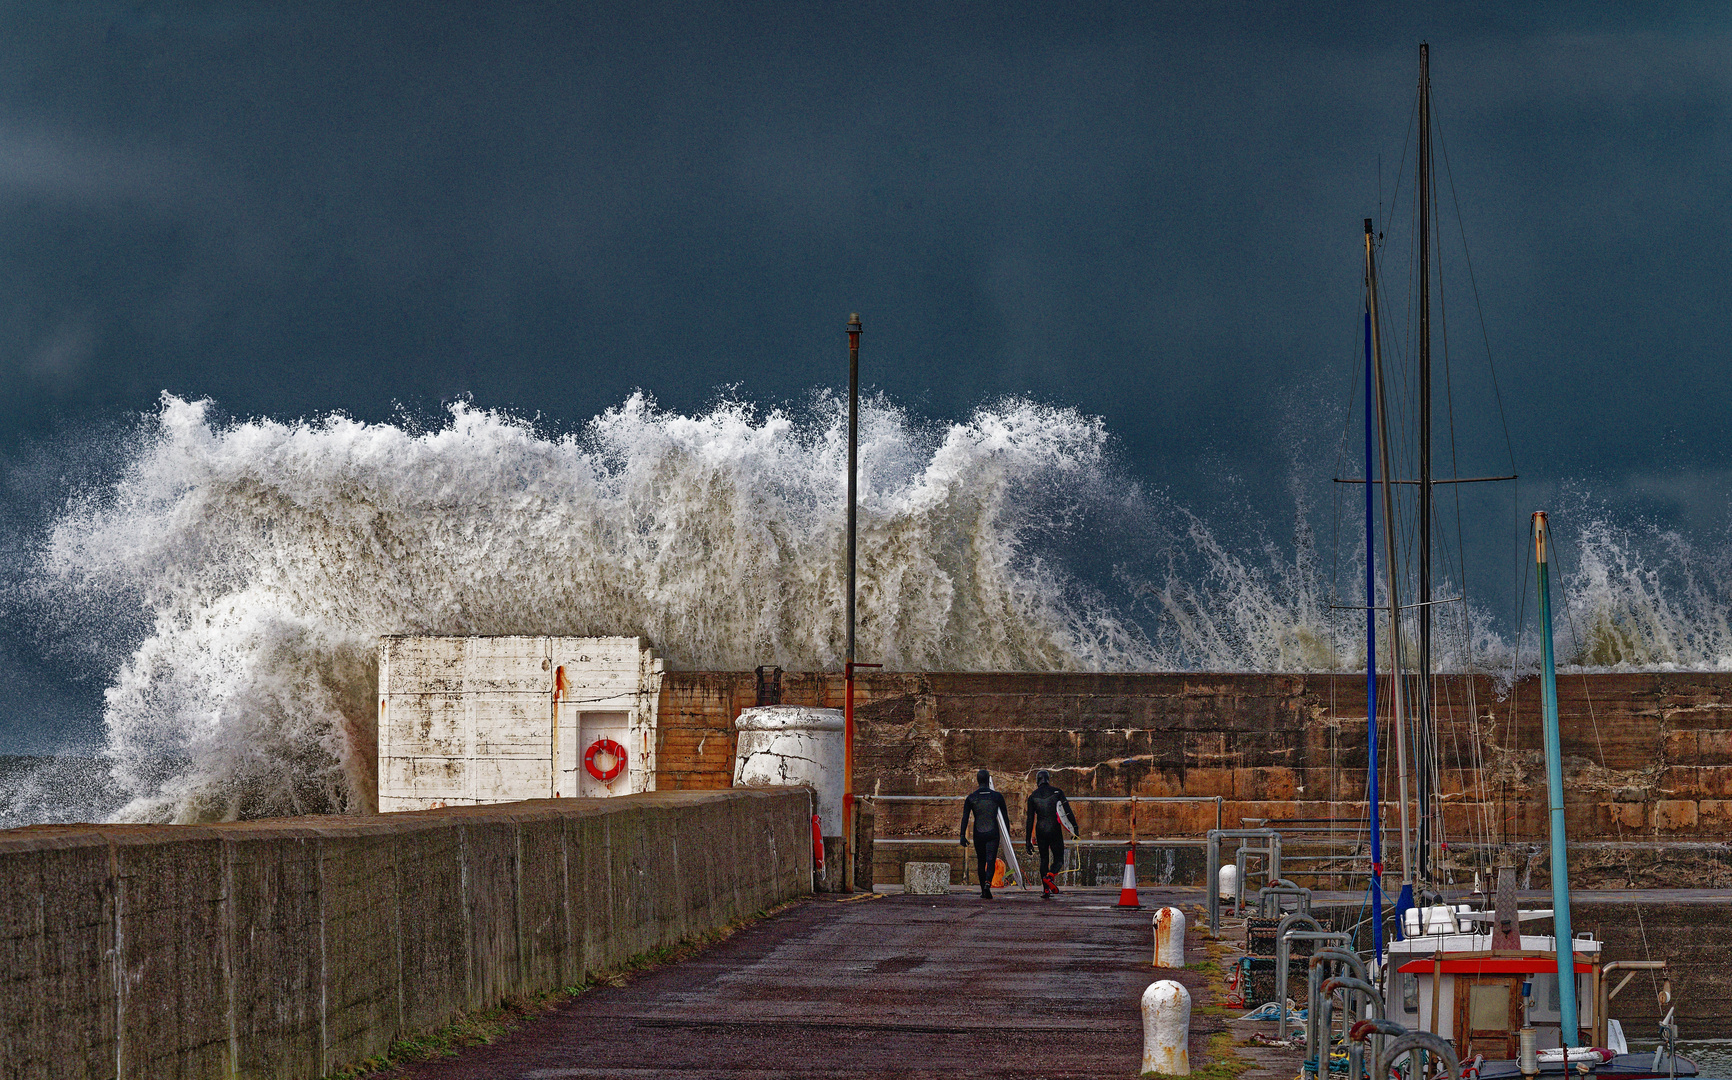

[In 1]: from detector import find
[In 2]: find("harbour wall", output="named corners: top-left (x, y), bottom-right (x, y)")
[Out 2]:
top-left (655, 671), bottom-right (1732, 884)
top-left (0, 788), bottom-right (810, 1080)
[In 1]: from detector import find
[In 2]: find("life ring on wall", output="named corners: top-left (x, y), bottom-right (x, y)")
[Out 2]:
top-left (583, 738), bottom-right (628, 784)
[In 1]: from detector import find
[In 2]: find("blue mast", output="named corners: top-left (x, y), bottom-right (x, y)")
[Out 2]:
top-left (1533, 511), bottom-right (1579, 1046)
top-left (1364, 220), bottom-right (1384, 965)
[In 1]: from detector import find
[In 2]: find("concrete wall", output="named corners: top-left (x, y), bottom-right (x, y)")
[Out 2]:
top-left (0, 789), bottom-right (809, 1080)
top-left (378, 636), bottom-right (663, 810)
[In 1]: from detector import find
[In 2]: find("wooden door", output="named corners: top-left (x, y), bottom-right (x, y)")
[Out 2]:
top-left (1454, 976), bottom-right (1521, 1060)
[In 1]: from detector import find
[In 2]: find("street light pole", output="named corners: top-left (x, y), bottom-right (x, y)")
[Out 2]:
top-left (843, 312), bottom-right (861, 892)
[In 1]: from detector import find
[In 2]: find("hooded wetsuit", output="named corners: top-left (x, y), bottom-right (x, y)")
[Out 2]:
top-left (1025, 781), bottom-right (1077, 880)
top-left (959, 785), bottom-right (1010, 886)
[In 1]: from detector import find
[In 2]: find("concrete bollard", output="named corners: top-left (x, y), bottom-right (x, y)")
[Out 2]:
top-left (1216, 862), bottom-right (1238, 903)
top-left (1153, 906), bottom-right (1186, 968)
top-left (903, 862), bottom-right (951, 895)
top-left (1141, 979), bottom-right (1191, 1076)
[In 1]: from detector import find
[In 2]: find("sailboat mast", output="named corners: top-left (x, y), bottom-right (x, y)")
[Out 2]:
top-left (1416, 41), bottom-right (1436, 884)
top-left (1364, 221), bottom-right (1386, 962)
top-left (1533, 511), bottom-right (1580, 1045)
top-left (1367, 223), bottom-right (1414, 887)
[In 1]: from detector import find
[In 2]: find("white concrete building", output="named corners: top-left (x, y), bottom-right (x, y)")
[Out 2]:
top-left (377, 635), bottom-right (663, 811)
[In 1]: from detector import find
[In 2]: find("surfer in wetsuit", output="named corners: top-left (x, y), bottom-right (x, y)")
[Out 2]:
top-left (959, 769), bottom-right (1010, 899)
top-left (1024, 770), bottom-right (1077, 896)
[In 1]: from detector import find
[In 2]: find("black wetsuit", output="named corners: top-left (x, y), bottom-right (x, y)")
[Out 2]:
top-left (959, 785), bottom-right (1010, 886)
top-left (1024, 781), bottom-right (1076, 880)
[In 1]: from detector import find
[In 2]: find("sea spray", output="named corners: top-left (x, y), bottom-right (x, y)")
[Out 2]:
top-left (1560, 513), bottom-right (1732, 670)
top-left (36, 392), bottom-right (1190, 821)
top-left (21, 390), bottom-right (1608, 826)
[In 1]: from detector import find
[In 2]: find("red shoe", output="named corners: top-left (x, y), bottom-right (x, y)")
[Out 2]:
top-left (1044, 873), bottom-right (1059, 895)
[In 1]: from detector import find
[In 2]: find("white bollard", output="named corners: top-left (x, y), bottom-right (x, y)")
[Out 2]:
top-left (1142, 979), bottom-right (1191, 1075)
top-left (1153, 906), bottom-right (1187, 968)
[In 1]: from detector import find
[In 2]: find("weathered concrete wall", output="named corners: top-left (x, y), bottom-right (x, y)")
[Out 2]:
top-left (0, 789), bottom-right (809, 1080)
top-left (379, 636), bottom-right (663, 810)
top-left (655, 670), bottom-right (1732, 857)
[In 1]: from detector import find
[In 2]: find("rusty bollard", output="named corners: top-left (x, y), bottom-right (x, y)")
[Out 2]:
top-left (1141, 980), bottom-right (1191, 1075)
top-left (1153, 906), bottom-right (1186, 968)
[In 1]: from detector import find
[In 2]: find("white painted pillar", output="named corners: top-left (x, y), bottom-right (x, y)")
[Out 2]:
top-left (1153, 906), bottom-right (1186, 968)
top-left (1142, 979), bottom-right (1191, 1076)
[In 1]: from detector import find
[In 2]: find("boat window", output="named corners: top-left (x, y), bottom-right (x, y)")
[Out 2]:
top-left (1402, 972), bottom-right (1418, 1013)
top-left (1469, 984), bottom-right (1509, 1029)
top-left (1546, 976), bottom-right (1559, 1012)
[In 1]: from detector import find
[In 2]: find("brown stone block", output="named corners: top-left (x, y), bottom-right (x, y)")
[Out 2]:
top-left (1234, 768), bottom-right (1297, 801)
top-left (1691, 730), bottom-right (1732, 765)
top-left (1664, 729), bottom-right (1698, 762)
top-left (1183, 732), bottom-right (1228, 766)
top-left (1145, 801), bottom-right (1218, 836)
top-left (1600, 796), bottom-right (1641, 830)
top-left (1660, 765), bottom-right (1702, 795)
top-left (1687, 766), bottom-right (1732, 798)
top-left (1174, 768), bottom-right (1233, 798)
top-left (1656, 703), bottom-right (1732, 731)
top-left (1588, 801), bottom-right (1646, 834)
top-left (1308, 768), bottom-right (1368, 801)
top-left (1653, 800), bottom-right (1700, 832)
top-left (1440, 802), bottom-right (1494, 837)
top-left (1696, 799), bottom-right (1732, 828)
top-left (1129, 769), bottom-right (1190, 798)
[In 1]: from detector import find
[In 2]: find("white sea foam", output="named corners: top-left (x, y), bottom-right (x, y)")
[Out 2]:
top-left (30, 392), bottom-right (1718, 825)
top-left (1557, 513), bottom-right (1732, 670)
top-left (37, 392), bottom-right (1195, 821)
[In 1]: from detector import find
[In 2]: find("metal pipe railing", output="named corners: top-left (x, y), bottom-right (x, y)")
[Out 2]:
top-left (1205, 828), bottom-right (1283, 934)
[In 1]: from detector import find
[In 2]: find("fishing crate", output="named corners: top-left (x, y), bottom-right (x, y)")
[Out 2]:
top-left (1245, 917), bottom-right (1280, 956)
top-left (1247, 916), bottom-right (1325, 959)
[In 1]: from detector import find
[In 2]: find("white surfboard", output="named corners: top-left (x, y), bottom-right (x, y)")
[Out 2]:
top-left (1060, 802), bottom-right (1078, 838)
top-left (995, 808), bottom-right (1028, 889)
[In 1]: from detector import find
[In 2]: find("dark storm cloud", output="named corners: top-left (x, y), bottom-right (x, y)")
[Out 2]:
top-left (0, 1), bottom-right (1727, 748)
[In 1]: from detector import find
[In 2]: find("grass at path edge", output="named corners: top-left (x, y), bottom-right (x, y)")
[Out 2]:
top-left (324, 898), bottom-right (807, 1079)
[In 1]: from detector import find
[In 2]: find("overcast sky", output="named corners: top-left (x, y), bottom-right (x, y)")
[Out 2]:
top-left (0, 2), bottom-right (1727, 751)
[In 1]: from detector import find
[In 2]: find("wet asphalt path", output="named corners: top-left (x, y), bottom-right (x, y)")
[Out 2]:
top-left (387, 886), bottom-right (1216, 1080)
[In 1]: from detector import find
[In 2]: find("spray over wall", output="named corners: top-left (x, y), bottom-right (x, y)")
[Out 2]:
top-left (24, 393), bottom-right (1732, 825)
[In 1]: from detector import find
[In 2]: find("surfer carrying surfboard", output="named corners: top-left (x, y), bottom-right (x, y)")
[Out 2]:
top-left (958, 769), bottom-right (1010, 899)
top-left (1024, 771), bottom-right (1077, 897)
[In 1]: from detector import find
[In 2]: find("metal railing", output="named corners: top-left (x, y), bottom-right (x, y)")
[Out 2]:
top-left (864, 793), bottom-right (1223, 835)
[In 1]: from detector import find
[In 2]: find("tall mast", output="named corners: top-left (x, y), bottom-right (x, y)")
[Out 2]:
top-left (1367, 223), bottom-right (1414, 890)
top-left (1533, 511), bottom-right (1580, 1045)
top-left (1415, 40), bottom-right (1436, 884)
top-left (1364, 220), bottom-right (1386, 963)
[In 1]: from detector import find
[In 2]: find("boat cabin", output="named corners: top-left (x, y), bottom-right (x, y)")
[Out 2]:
top-left (1386, 908), bottom-right (1605, 1053)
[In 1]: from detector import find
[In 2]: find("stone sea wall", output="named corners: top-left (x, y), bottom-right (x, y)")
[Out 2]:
top-left (0, 789), bottom-right (810, 1080)
top-left (655, 671), bottom-right (1732, 863)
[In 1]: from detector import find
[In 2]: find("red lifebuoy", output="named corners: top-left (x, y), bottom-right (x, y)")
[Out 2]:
top-left (583, 738), bottom-right (628, 784)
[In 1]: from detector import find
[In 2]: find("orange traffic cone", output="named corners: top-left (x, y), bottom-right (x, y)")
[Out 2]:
top-left (1116, 845), bottom-right (1141, 908)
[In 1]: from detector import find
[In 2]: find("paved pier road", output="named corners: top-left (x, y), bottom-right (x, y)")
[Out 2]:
top-left (386, 887), bottom-right (1217, 1080)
